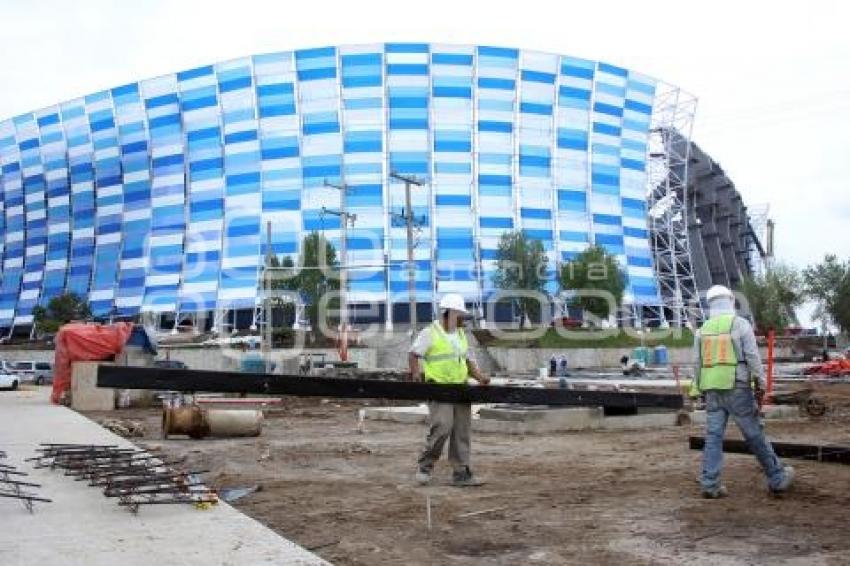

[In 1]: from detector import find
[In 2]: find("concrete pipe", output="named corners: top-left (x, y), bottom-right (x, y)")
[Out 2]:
top-left (162, 406), bottom-right (263, 439)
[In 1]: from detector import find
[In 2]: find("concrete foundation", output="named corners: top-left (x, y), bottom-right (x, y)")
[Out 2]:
top-left (600, 411), bottom-right (679, 430)
top-left (690, 404), bottom-right (802, 426)
top-left (71, 361), bottom-right (115, 411)
top-left (475, 406), bottom-right (603, 434)
top-left (364, 404), bottom-right (681, 434)
top-left (363, 404), bottom-right (429, 424)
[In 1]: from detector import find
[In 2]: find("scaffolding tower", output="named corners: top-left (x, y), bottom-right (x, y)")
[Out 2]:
top-left (646, 83), bottom-right (704, 328)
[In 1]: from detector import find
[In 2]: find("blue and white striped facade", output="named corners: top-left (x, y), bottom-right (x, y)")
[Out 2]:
top-left (0, 44), bottom-right (662, 329)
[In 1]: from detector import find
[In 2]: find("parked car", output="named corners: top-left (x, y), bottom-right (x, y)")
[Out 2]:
top-left (13, 361), bottom-right (54, 385)
top-left (0, 360), bottom-right (16, 373)
top-left (0, 370), bottom-right (19, 390)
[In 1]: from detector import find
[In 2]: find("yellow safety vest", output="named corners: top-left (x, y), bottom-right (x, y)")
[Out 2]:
top-left (422, 321), bottom-right (469, 385)
top-left (690, 314), bottom-right (738, 396)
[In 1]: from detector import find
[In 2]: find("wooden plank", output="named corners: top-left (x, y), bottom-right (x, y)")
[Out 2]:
top-left (688, 436), bottom-right (850, 465)
top-left (97, 365), bottom-right (684, 409)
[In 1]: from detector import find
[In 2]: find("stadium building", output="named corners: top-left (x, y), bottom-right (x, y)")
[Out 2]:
top-left (0, 43), bottom-right (766, 335)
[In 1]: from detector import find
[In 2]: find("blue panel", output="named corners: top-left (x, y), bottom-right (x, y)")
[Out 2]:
top-left (598, 63), bottom-right (628, 77)
top-left (433, 53), bottom-right (472, 65)
top-left (520, 102), bottom-right (552, 115)
top-left (436, 195), bottom-right (471, 206)
top-left (521, 70), bottom-right (556, 84)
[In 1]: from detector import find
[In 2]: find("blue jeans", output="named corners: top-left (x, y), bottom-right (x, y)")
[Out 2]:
top-left (701, 387), bottom-right (786, 492)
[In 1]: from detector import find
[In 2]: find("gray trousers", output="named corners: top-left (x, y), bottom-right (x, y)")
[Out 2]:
top-left (417, 402), bottom-right (471, 472)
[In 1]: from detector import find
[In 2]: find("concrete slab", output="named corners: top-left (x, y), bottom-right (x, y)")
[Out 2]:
top-left (476, 406), bottom-right (603, 434)
top-left (600, 412), bottom-right (679, 430)
top-left (364, 404), bottom-right (681, 434)
top-left (362, 404), bottom-right (429, 424)
top-left (690, 404), bottom-right (803, 426)
top-left (0, 388), bottom-right (327, 566)
top-left (763, 405), bottom-right (802, 420)
top-left (362, 404), bottom-right (499, 425)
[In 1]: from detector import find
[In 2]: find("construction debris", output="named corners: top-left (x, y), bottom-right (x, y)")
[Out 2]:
top-left (99, 418), bottom-right (146, 438)
top-left (29, 443), bottom-right (217, 514)
top-left (771, 382), bottom-right (850, 417)
top-left (219, 485), bottom-right (262, 502)
top-left (803, 359), bottom-right (850, 377)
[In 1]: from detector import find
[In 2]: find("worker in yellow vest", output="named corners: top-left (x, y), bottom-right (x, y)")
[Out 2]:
top-left (691, 285), bottom-right (794, 498)
top-left (409, 293), bottom-right (490, 487)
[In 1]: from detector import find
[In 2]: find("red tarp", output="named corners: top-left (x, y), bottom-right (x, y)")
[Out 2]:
top-left (51, 322), bottom-right (134, 404)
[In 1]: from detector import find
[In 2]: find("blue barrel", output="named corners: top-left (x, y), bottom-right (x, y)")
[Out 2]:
top-left (654, 345), bottom-right (669, 366)
top-left (632, 347), bottom-right (650, 365)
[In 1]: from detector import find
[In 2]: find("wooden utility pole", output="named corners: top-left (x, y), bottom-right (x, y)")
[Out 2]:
top-left (390, 172), bottom-right (425, 334)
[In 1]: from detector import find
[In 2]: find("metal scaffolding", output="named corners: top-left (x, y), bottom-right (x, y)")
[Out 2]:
top-left (646, 82), bottom-right (704, 328)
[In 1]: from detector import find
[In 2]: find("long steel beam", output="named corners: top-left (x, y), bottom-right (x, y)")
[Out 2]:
top-left (97, 365), bottom-right (684, 410)
top-left (688, 436), bottom-right (850, 465)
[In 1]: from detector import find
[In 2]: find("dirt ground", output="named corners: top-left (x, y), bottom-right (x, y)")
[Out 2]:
top-left (84, 400), bottom-right (850, 566)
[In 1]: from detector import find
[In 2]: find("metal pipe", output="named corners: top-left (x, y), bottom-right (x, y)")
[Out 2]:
top-left (162, 406), bottom-right (263, 439)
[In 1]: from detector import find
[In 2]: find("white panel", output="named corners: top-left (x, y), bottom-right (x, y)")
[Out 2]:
top-left (97, 233), bottom-right (122, 245)
top-left (45, 259), bottom-right (67, 270)
top-left (218, 287), bottom-right (256, 300)
top-left (149, 233), bottom-right (183, 247)
top-left (123, 208), bottom-right (151, 221)
top-left (89, 289), bottom-right (114, 301)
top-left (151, 193), bottom-right (185, 208)
top-left (97, 203), bottom-right (124, 216)
top-left (181, 281), bottom-right (218, 294)
top-left (72, 227), bottom-right (95, 238)
top-left (121, 257), bottom-right (147, 270)
top-left (145, 274), bottom-right (180, 286)
top-left (385, 52), bottom-right (428, 64)
top-left (221, 256), bottom-right (261, 269)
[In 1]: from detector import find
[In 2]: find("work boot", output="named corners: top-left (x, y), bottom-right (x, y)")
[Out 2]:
top-left (770, 466), bottom-right (795, 494)
top-left (415, 467), bottom-right (432, 485)
top-left (452, 467), bottom-right (486, 487)
top-left (701, 485), bottom-right (728, 499)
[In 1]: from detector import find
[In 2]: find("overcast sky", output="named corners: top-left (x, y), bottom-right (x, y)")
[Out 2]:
top-left (1, 0), bottom-right (847, 325)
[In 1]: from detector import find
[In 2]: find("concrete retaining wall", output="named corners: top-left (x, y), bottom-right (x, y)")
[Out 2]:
top-left (0, 342), bottom-right (791, 374)
top-left (0, 349), bottom-right (55, 363)
top-left (157, 346), bottom-right (378, 372)
top-left (486, 347), bottom-right (694, 372)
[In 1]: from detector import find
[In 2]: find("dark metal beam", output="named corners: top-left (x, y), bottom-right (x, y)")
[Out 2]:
top-left (688, 436), bottom-right (850, 465)
top-left (98, 365), bottom-right (684, 410)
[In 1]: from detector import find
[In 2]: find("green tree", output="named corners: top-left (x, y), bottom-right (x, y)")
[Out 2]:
top-left (803, 255), bottom-right (850, 333)
top-left (739, 264), bottom-right (804, 332)
top-left (559, 245), bottom-right (625, 321)
top-left (292, 232), bottom-right (340, 329)
top-left (492, 230), bottom-right (549, 327)
top-left (266, 254), bottom-right (299, 327)
top-left (832, 275), bottom-right (850, 335)
top-left (32, 292), bottom-right (92, 334)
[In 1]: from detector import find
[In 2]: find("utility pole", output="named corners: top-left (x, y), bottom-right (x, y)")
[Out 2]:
top-left (323, 180), bottom-right (357, 359)
top-left (390, 172), bottom-right (425, 335)
top-left (264, 221), bottom-right (273, 372)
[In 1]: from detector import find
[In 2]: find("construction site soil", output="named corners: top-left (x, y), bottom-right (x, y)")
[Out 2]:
top-left (83, 400), bottom-right (850, 565)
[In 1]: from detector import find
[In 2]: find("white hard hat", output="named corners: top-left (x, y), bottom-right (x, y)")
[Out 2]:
top-left (439, 293), bottom-right (469, 315)
top-left (706, 285), bottom-right (734, 302)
